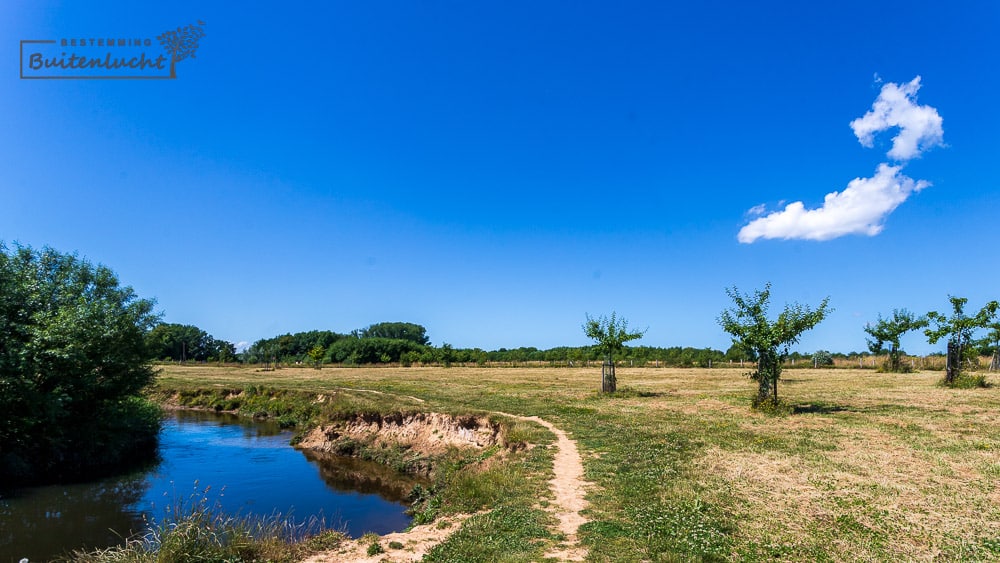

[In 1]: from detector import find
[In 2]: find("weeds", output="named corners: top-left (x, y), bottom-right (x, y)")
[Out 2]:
top-left (63, 488), bottom-right (346, 562)
top-left (943, 373), bottom-right (990, 388)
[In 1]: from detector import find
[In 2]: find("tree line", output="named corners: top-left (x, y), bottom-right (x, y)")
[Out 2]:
top-left (158, 320), bottom-right (998, 372)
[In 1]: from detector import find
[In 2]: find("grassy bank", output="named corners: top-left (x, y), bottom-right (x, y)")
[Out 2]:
top-left (144, 364), bottom-right (1000, 561)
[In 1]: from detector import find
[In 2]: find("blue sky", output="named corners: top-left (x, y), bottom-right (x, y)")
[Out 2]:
top-left (3, 1), bottom-right (998, 354)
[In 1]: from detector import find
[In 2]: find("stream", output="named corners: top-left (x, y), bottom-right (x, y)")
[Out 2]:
top-left (0, 409), bottom-right (424, 562)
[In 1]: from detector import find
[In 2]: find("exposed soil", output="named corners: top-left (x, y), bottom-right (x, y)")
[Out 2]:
top-left (298, 411), bottom-right (502, 460)
top-left (300, 411), bottom-right (592, 562)
top-left (301, 515), bottom-right (476, 563)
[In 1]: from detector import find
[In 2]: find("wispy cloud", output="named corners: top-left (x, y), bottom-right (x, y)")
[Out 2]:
top-left (738, 77), bottom-right (942, 244)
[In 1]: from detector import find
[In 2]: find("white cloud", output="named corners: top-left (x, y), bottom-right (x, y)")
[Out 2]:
top-left (737, 76), bottom-right (943, 243)
top-left (737, 163), bottom-right (929, 243)
top-left (746, 203), bottom-right (767, 217)
top-left (849, 76), bottom-right (944, 161)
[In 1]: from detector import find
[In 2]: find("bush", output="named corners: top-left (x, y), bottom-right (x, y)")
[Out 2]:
top-left (0, 243), bottom-right (160, 485)
top-left (943, 373), bottom-right (990, 389)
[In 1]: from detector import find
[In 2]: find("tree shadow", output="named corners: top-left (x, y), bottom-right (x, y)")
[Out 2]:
top-left (604, 387), bottom-right (667, 398)
top-left (791, 403), bottom-right (851, 415)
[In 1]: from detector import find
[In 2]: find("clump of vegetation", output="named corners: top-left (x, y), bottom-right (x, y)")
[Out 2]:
top-left (363, 532), bottom-right (384, 555)
top-left (66, 492), bottom-right (346, 562)
top-left (0, 243), bottom-right (161, 486)
top-left (943, 373), bottom-right (990, 389)
top-left (155, 386), bottom-right (322, 428)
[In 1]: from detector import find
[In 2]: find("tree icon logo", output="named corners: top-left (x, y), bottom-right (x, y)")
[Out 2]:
top-left (156, 20), bottom-right (206, 79)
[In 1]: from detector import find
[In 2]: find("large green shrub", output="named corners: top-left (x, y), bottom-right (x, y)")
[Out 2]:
top-left (0, 243), bottom-right (161, 485)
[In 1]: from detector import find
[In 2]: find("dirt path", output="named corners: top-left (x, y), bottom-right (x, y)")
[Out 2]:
top-left (498, 413), bottom-right (591, 561)
top-left (303, 410), bottom-right (590, 562)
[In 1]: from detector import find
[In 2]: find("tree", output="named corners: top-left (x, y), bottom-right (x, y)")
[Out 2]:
top-left (811, 350), bottom-right (834, 367)
top-left (307, 345), bottom-right (325, 369)
top-left (718, 283), bottom-right (830, 408)
top-left (583, 312), bottom-right (645, 393)
top-left (437, 343), bottom-right (455, 368)
top-left (0, 243), bottom-right (161, 485)
top-left (924, 296), bottom-right (999, 385)
top-left (863, 309), bottom-right (928, 373)
top-left (981, 321), bottom-right (1000, 372)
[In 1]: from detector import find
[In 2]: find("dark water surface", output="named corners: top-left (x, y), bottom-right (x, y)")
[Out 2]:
top-left (0, 410), bottom-right (421, 562)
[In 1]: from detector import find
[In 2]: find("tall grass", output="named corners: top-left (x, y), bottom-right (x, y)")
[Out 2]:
top-left (63, 487), bottom-right (346, 563)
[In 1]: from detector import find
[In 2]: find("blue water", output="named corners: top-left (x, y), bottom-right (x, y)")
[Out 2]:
top-left (0, 410), bottom-right (419, 563)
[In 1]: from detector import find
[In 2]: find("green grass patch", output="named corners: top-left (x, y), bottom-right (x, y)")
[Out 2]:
top-left (423, 505), bottom-right (553, 562)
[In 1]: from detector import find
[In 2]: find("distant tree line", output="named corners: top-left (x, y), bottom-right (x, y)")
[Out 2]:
top-left (145, 323), bottom-right (236, 362)
top-left (156, 303), bottom-right (1000, 377)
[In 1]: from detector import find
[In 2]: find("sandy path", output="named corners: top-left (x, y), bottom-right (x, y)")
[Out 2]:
top-left (498, 413), bottom-right (590, 561)
top-left (303, 410), bottom-right (590, 562)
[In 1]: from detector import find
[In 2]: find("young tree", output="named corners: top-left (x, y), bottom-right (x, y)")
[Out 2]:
top-left (583, 312), bottom-right (645, 393)
top-left (307, 345), bottom-right (325, 369)
top-left (437, 342), bottom-right (455, 368)
top-left (924, 296), bottom-right (999, 385)
top-left (863, 309), bottom-right (928, 373)
top-left (982, 322), bottom-right (1000, 372)
top-left (718, 283), bottom-right (830, 408)
top-left (811, 350), bottom-right (834, 367)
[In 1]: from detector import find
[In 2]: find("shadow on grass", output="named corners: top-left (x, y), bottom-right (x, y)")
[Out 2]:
top-left (789, 402), bottom-right (955, 417)
top-left (791, 402), bottom-right (851, 415)
top-left (603, 387), bottom-right (668, 399)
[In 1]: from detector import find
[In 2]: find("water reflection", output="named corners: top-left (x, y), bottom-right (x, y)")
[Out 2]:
top-left (0, 410), bottom-right (422, 562)
top-left (0, 471), bottom-right (152, 561)
top-left (302, 450), bottom-right (425, 503)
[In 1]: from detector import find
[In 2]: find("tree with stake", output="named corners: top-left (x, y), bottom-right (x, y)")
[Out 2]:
top-left (981, 321), bottom-right (1000, 372)
top-left (924, 296), bottom-right (998, 385)
top-left (864, 309), bottom-right (928, 373)
top-left (583, 312), bottom-right (645, 393)
top-left (718, 283), bottom-right (830, 409)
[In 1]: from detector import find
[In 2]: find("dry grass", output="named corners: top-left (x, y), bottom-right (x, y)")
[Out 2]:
top-left (155, 364), bottom-right (1000, 561)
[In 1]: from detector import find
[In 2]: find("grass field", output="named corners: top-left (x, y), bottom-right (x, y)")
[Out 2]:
top-left (153, 364), bottom-right (1000, 562)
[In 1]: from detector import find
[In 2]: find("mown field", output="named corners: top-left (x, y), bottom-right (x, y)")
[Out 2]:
top-left (154, 364), bottom-right (1000, 562)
